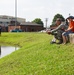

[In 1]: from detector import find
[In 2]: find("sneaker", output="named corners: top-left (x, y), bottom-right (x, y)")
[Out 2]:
top-left (62, 42), bottom-right (66, 45)
top-left (57, 41), bottom-right (63, 44)
top-left (50, 41), bottom-right (56, 44)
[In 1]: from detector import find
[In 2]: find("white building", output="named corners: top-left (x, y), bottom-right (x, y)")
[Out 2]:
top-left (0, 15), bottom-right (26, 27)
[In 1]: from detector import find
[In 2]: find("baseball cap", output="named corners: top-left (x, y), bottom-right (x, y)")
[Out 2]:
top-left (67, 16), bottom-right (74, 19)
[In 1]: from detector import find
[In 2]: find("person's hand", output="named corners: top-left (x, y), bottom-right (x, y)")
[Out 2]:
top-left (46, 30), bottom-right (51, 34)
top-left (65, 30), bottom-right (68, 32)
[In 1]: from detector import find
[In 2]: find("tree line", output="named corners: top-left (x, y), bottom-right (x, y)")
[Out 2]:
top-left (32, 13), bottom-right (65, 27)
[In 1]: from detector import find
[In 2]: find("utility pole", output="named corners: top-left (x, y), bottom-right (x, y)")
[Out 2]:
top-left (45, 18), bottom-right (48, 30)
top-left (15, 0), bottom-right (17, 29)
top-left (69, 13), bottom-right (71, 16)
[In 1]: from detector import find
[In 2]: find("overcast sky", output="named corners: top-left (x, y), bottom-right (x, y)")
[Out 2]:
top-left (0, 0), bottom-right (74, 27)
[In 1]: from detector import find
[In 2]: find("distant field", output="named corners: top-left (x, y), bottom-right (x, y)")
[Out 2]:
top-left (0, 32), bottom-right (74, 75)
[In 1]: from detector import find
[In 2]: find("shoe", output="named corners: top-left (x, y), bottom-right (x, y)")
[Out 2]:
top-left (62, 42), bottom-right (66, 45)
top-left (50, 41), bottom-right (56, 44)
top-left (57, 41), bottom-right (63, 44)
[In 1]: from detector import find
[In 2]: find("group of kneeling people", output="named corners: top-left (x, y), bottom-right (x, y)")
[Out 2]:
top-left (46, 16), bottom-right (74, 44)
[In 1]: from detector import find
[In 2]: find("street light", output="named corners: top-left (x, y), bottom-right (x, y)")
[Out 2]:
top-left (45, 18), bottom-right (48, 30)
top-left (69, 13), bottom-right (71, 16)
top-left (15, 0), bottom-right (17, 28)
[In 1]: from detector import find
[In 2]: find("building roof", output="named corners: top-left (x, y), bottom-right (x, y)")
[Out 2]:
top-left (0, 15), bottom-right (26, 23)
top-left (8, 22), bottom-right (43, 26)
top-left (20, 22), bottom-right (43, 26)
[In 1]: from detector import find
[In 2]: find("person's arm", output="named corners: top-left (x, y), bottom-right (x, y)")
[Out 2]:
top-left (51, 24), bottom-right (64, 33)
top-left (65, 26), bottom-right (73, 32)
top-left (46, 30), bottom-right (51, 34)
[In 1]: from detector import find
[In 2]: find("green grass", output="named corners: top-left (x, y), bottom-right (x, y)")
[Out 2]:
top-left (0, 32), bottom-right (74, 75)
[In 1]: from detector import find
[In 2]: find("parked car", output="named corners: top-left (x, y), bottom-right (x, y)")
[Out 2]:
top-left (11, 28), bottom-right (22, 32)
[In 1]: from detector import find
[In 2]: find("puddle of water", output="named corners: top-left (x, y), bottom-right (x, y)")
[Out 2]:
top-left (0, 46), bottom-right (19, 58)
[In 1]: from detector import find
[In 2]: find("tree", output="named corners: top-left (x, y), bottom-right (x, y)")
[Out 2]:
top-left (52, 13), bottom-right (65, 25)
top-left (32, 18), bottom-right (44, 25)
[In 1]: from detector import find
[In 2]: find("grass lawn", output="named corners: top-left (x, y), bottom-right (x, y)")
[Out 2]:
top-left (0, 32), bottom-right (74, 75)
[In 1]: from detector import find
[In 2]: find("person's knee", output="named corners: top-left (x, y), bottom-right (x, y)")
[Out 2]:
top-left (62, 32), bottom-right (66, 36)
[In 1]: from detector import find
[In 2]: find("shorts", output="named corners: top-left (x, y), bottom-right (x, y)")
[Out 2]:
top-left (62, 30), bottom-right (73, 36)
